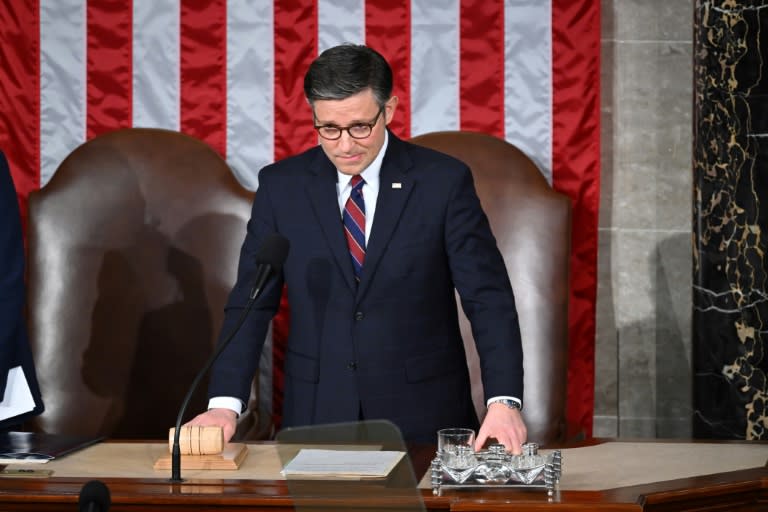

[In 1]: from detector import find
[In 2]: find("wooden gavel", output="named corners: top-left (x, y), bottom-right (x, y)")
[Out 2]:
top-left (168, 426), bottom-right (224, 455)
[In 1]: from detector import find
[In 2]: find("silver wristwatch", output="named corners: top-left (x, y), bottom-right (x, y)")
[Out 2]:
top-left (489, 398), bottom-right (522, 411)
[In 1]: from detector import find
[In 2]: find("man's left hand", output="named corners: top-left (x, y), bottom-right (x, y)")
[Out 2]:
top-left (474, 403), bottom-right (527, 454)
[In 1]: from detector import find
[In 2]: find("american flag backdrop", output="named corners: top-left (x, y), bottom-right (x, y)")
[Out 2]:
top-left (0, 0), bottom-right (600, 437)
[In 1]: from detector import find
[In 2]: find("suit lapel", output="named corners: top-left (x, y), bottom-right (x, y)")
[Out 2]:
top-left (305, 152), bottom-right (358, 292)
top-left (357, 136), bottom-right (415, 299)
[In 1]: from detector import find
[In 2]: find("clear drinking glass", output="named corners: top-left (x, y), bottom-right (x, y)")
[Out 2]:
top-left (437, 428), bottom-right (476, 483)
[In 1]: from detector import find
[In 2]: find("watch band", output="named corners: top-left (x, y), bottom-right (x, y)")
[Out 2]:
top-left (488, 398), bottom-right (522, 411)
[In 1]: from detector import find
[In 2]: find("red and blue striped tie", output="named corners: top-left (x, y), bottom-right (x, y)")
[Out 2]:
top-left (343, 175), bottom-right (366, 280)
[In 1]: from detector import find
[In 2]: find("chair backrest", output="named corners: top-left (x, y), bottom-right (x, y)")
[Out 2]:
top-left (410, 131), bottom-right (571, 445)
top-left (27, 128), bottom-right (253, 439)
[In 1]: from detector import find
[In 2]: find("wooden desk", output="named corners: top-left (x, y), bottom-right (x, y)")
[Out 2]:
top-left (0, 441), bottom-right (765, 511)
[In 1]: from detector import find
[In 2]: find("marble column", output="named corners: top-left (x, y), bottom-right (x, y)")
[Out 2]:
top-left (693, 0), bottom-right (768, 439)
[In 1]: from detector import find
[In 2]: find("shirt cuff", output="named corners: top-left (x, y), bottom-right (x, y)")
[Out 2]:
top-left (486, 396), bottom-right (522, 409)
top-left (208, 396), bottom-right (244, 417)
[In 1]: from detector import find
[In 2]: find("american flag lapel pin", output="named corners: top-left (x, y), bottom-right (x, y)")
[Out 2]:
top-left (392, 182), bottom-right (402, 189)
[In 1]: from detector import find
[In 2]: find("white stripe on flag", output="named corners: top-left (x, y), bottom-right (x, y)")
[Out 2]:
top-left (318, 0), bottom-right (365, 51)
top-left (504, 0), bottom-right (553, 182)
top-left (40, 0), bottom-right (86, 186)
top-left (133, 0), bottom-right (180, 130)
top-left (410, 0), bottom-right (460, 135)
top-left (227, 0), bottom-right (275, 191)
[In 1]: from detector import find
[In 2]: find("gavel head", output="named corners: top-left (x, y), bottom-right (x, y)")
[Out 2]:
top-left (169, 426), bottom-right (224, 455)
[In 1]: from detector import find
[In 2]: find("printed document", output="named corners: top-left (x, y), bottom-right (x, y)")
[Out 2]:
top-left (283, 449), bottom-right (405, 478)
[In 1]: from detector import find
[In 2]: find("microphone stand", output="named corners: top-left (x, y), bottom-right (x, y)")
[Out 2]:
top-left (170, 263), bottom-right (274, 483)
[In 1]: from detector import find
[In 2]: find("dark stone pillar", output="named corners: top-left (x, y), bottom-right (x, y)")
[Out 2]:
top-left (693, 1), bottom-right (768, 439)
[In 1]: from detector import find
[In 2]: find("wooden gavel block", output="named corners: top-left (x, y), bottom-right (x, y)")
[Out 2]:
top-left (168, 426), bottom-right (224, 455)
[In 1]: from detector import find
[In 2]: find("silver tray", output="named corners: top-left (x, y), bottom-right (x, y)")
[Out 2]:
top-left (430, 442), bottom-right (562, 496)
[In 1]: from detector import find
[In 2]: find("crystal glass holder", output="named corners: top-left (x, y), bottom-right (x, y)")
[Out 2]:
top-left (430, 442), bottom-right (562, 496)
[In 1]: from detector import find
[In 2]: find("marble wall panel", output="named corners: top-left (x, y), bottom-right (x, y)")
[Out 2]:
top-left (692, 0), bottom-right (768, 440)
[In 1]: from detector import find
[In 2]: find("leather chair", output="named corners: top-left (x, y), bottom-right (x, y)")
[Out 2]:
top-left (411, 131), bottom-right (571, 445)
top-left (26, 128), bottom-right (255, 439)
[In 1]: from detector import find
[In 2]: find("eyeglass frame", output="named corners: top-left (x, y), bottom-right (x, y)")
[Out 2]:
top-left (313, 106), bottom-right (385, 141)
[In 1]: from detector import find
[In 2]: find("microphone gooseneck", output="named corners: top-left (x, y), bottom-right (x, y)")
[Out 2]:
top-left (78, 479), bottom-right (111, 512)
top-left (170, 233), bottom-right (289, 482)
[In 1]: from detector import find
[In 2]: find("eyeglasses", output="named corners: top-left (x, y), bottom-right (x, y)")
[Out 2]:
top-left (314, 107), bottom-right (384, 140)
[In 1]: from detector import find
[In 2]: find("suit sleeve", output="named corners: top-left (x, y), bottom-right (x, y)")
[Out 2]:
top-left (208, 170), bottom-right (285, 406)
top-left (443, 164), bottom-right (525, 403)
top-left (0, 152), bottom-right (26, 398)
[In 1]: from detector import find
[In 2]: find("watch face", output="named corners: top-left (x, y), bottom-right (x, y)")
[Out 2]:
top-left (489, 399), bottom-right (521, 410)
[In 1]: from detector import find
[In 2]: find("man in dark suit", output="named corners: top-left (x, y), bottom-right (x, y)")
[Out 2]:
top-left (0, 151), bottom-right (44, 429)
top-left (190, 44), bottom-right (526, 451)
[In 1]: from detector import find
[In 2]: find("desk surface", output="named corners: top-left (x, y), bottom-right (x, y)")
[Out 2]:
top-left (0, 440), bottom-right (765, 511)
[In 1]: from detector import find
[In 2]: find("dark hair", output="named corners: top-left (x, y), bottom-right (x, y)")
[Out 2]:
top-left (303, 44), bottom-right (393, 108)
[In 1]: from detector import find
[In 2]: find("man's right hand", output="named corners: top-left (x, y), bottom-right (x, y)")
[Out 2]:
top-left (185, 408), bottom-right (238, 443)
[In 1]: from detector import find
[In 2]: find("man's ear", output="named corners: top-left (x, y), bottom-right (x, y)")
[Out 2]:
top-left (384, 96), bottom-right (399, 125)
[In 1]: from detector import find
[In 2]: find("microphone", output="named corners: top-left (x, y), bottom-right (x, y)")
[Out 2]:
top-left (78, 480), bottom-right (110, 512)
top-left (170, 233), bottom-right (290, 482)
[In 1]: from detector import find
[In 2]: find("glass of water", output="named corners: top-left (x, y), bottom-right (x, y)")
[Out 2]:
top-left (437, 428), bottom-right (476, 483)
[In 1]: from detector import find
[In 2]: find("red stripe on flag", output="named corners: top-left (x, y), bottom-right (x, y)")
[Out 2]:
top-left (459, 0), bottom-right (504, 137)
top-left (272, 0), bottom-right (318, 429)
top-left (180, 0), bottom-right (227, 157)
top-left (274, 0), bottom-right (317, 160)
top-left (0, 1), bottom-right (40, 228)
top-left (551, 0), bottom-right (601, 438)
top-left (366, 0), bottom-right (411, 139)
top-left (86, 0), bottom-right (133, 139)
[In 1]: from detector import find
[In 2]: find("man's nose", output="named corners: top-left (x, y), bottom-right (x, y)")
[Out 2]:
top-left (337, 130), bottom-right (356, 150)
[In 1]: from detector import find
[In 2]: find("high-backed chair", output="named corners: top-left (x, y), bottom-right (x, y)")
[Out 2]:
top-left (411, 131), bottom-right (571, 445)
top-left (26, 128), bottom-right (255, 439)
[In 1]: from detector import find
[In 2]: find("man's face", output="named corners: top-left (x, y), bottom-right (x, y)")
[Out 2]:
top-left (312, 89), bottom-right (397, 176)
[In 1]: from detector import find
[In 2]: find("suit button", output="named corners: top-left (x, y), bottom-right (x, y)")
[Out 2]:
top-left (354, 311), bottom-right (364, 320)
top-left (347, 362), bottom-right (358, 370)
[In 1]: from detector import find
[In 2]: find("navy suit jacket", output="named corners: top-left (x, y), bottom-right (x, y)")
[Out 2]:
top-left (209, 132), bottom-right (523, 442)
top-left (0, 151), bottom-right (44, 429)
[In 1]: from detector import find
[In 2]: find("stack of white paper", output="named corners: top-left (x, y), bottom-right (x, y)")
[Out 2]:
top-left (282, 449), bottom-right (406, 479)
